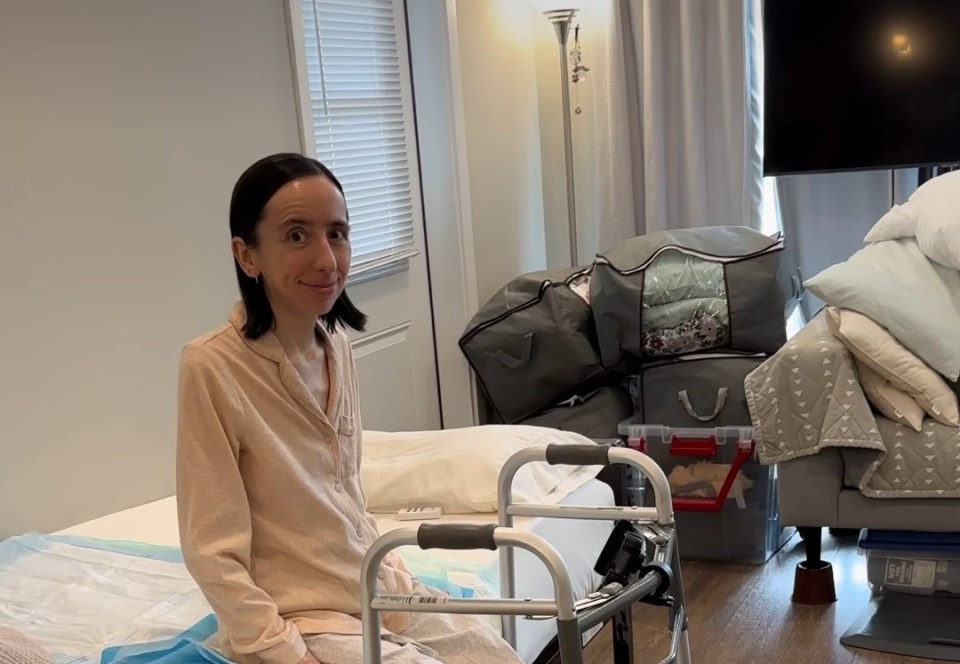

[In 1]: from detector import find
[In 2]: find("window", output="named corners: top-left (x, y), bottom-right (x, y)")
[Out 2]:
top-left (292, 0), bottom-right (419, 276)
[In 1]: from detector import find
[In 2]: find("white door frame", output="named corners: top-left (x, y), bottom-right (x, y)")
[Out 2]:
top-left (404, 0), bottom-right (480, 428)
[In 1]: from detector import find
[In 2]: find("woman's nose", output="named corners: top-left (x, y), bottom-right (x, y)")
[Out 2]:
top-left (313, 239), bottom-right (337, 271)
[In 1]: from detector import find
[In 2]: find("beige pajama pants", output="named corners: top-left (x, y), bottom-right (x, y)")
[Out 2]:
top-left (305, 585), bottom-right (523, 664)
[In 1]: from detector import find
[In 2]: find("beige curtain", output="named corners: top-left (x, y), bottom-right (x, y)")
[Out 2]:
top-left (584, 0), bottom-right (764, 250)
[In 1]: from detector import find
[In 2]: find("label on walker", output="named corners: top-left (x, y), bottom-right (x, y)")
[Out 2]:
top-left (884, 558), bottom-right (936, 589)
top-left (379, 594), bottom-right (449, 605)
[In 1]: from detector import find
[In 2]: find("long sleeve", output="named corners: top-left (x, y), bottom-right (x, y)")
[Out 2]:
top-left (343, 338), bottom-right (412, 587)
top-left (346, 341), bottom-right (370, 510)
top-left (176, 345), bottom-right (307, 664)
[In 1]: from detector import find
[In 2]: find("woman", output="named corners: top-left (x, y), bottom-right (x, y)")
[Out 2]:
top-left (176, 153), bottom-right (522, 664)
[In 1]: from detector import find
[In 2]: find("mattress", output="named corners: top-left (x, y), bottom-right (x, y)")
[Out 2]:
top-left (58, 494), bottom-right (181, 545)
top-left (22, 475), bottom-right (614, 663)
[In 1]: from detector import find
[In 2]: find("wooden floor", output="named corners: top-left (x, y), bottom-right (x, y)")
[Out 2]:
top-left (583, 531), bottom-right (942, 664)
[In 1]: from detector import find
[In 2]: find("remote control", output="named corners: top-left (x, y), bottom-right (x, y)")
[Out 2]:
top-left (397, 506), bottom-right (444, 521)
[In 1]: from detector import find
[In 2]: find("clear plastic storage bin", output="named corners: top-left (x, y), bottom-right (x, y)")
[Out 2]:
top-left (859, 530), bottom-right (960, 597)
top-left (618, 418), bottom-right (790, 564)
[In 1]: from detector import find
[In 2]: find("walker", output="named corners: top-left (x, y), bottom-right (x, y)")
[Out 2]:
top-left (360, 443), bottom-right (692, 664)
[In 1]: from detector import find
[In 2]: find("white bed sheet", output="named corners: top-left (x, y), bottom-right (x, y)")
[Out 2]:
top-left (59, 473), bottom-right (615, 663)
top-left (59, 495), bottom-right (180, 546)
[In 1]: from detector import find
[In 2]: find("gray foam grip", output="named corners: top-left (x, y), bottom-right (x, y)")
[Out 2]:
top-left (545, 443), bottom-right (611, 466)
top-left (416, 523), bottom-right (498, 551)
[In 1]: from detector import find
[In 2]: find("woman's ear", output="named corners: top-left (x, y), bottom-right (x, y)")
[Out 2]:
top-left (231, 237), bottom-right (259, 279)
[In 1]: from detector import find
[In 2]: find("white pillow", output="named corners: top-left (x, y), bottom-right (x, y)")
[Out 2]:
top-left (360, 425), bottom-right (604, 514)
top-left (863, 171), bottom-right (960, 254)
top-left (805, 238), bottom-right (960, 381)
top-left (911, 170), bottom-right (960, 269)
top-left (863, 204), bottom-right (918, 243)
top-left (853, 357), bottom-right (924, 432)
top-left (825, 307), bottom-right (959, 426)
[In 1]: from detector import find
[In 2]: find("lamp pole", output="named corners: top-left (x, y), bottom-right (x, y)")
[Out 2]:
top-left (544, 9), bottom-right (579, 267)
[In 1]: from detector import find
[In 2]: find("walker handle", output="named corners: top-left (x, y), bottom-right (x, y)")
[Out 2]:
top-left (417, 523), bottom-right (498, 551)
top-left (544, 443), bottom-right (612, 466)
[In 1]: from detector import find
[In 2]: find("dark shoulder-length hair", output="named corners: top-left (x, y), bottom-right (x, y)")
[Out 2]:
top-left (229, 152), bottom-right (367, 338)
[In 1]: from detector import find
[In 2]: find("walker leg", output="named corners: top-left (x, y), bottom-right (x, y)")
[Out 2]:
top-left (555, 619), bottom-right (585, 664)
top-left (670, 538), bottom-right (692, 664)
top-left (611, 607), bottom-right (634, 664)
top-left (677, 631), bottom-right (692, 664)
top-left (361, 609), bottom-right (382, 664)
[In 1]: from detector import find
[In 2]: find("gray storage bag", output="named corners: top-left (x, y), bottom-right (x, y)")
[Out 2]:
top-left (629, 353), bottom-right (766, 428)
top-left (590, 226), bottom-right (790, 369)
top-left (520, 384), bottom-right (634, 440)
top-left (459, 267), bottom-right (606, 423)
top-left (520, 384), bottom-right (635, 505)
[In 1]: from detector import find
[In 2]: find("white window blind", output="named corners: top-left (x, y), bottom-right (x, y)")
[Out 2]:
top-left (298, 0), bottom-right (417, 272)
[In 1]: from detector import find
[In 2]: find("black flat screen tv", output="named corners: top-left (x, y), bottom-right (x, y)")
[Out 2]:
top-left (763, 0), bottom-right (960, 176)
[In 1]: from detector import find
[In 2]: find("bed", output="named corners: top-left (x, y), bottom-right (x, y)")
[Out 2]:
top-left (0, 428), bottom-right (619, 664)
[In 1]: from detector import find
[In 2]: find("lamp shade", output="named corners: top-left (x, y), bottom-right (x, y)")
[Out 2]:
top-left (529, 0), bottom-right (584, 14)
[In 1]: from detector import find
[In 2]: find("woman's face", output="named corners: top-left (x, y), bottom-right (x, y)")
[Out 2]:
top-left (234, 174), bottom-right (351, 321)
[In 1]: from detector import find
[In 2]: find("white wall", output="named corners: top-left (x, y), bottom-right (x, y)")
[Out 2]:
top-left (455, 0), bottom-right (548, 304)
top-left (0, 0), bottom-right (302, 537)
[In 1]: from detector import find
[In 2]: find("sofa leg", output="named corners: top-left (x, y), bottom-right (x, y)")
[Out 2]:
top-left (828, 527), bottom-right (860, 538)
top-left (792, 527), bottom-right (837, 605)
top-left (800, 526), bottom-right (822, 565)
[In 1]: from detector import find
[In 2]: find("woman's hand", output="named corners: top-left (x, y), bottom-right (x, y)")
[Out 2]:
top-left (297, 652), bottom-right (322, 664)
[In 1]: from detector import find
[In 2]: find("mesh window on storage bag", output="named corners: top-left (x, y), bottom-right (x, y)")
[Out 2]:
top-left (459, 267), bottom-right (606, 423)
top-left (590, 226), bottom-right (790, 370)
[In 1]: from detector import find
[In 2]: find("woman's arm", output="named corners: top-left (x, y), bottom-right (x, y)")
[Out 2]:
top-left (176, 345), bottom-right (308, 664)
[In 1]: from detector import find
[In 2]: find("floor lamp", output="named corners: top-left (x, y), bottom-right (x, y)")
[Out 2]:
top-left (531, 1), bottom-right (584, 267)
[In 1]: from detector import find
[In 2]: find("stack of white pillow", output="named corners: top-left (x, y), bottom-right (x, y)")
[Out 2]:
top-left (864, 169), bottom-right (960, 267)
top-left (804, 170), bottom-right (960, 431)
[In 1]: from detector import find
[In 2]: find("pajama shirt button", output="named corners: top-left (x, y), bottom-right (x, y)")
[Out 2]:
top-left (335, 482), bottom-right (343, 493)
top-left (356, 523), bottom-right (363, 536)
top-left (378, 570), bottom-right (385, 580)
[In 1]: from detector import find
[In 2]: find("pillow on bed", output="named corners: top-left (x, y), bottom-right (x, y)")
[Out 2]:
top-left (825, 307), bottom-right (959, 426)
top-left (360, 426), bottom-right (603, 513)
top-left (853, 358), bottom-right (924, 432)
top-left (805, 238), bottom-right (960, 381)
